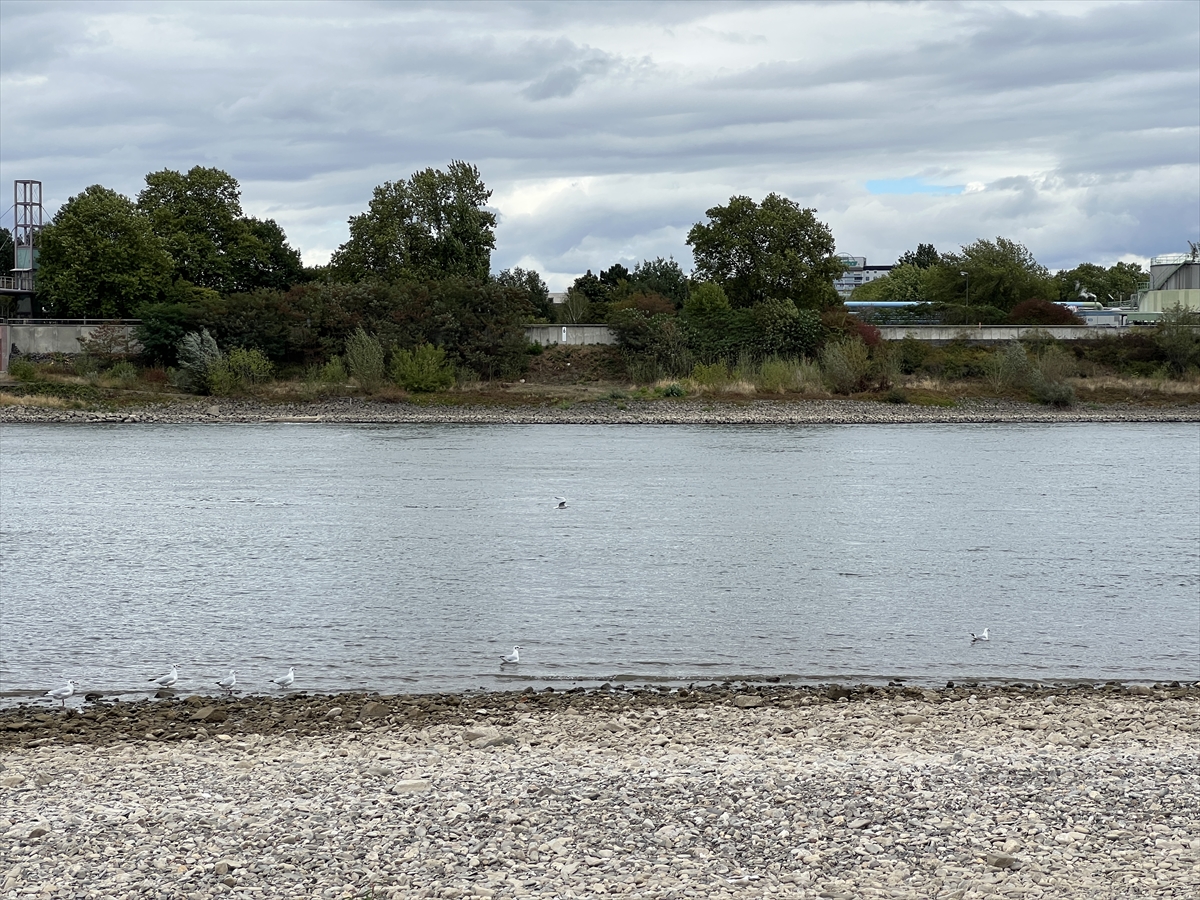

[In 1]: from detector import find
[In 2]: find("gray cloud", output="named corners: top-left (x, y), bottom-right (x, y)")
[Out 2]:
top-left (1, 0), bottom-right (1195, 287)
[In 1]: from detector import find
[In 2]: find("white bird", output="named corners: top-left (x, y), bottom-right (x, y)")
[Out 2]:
top-left (554, 497), bottom-right (568, 509)
top-left (500, 646), bottom-right (521, 664)
top-left (215, 671), bottom-right (236, 694)
top-left (46, 680), bottom-right (75, 707)
top-left (271, 667), bottom-right (295, 689)
top-left (971, 628), bottom-right (990, 643)
top-left (149, 665), bottom-right (179, 688)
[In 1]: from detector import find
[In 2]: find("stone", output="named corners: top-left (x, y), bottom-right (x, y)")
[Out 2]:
top-left (986, 852), bottom-right (1020, 869)
top-left (733, 696), bottom-right (764, 709)
top-left (899, 714), bottom-right (927, 724)
top-left (392, 779), bottom-right (431, 794)
top-left (190, 707), bottom-right (227, 723)
top-left (214, 860), bottom-right (236, 876)
top-left (324, 707), bottom-right (343, 720)
top-left (359, 700), bottom-right (390, 720)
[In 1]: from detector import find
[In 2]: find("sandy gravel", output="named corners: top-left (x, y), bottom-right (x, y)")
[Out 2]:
top-left (1, 396), bottom-right (1198, 426)
top-left (2, 685), bottom-right (1197, 899)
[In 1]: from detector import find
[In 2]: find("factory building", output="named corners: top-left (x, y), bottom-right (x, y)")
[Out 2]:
top-left (833, 256), bottom-right (893, 298)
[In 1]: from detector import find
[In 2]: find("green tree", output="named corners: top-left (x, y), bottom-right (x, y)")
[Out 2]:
top-left (38, 185), bottom-right (173, 317)
top-left (686, 193), bottom-right (843, 310)
top-left (0, 227), bottom-right (12, 270)
top-left (330, 161), bottom-right (496, 283)
top-left (896, 243), bottom-right (940, 269)
top-left (138, 166), bottom-right (303, 295)
top-left (850, 263), bottom-right (929, 302)
top-left (1055, 260), bottom-right (1145, 305)
top-left (928, 237), bottom-right (1055, 312)
top-left (629, 257), bottom-right (690, 307)
top-left (495, 267), bottom-right (551, 320)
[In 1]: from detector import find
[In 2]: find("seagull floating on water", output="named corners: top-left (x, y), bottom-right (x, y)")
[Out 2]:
top-left (46, 680), bottom-right (75, 707)
top-left (970, 628), bottom-right (990, 643)
top-left (271, 667), bottom-right (295, 689)
top-left (149, 665), bottom-right (179, 688)
top-left (554, 497), bottom-right (568, 509)
top-left (215, 671), bottom-right (236, 695)
top-left (500, 646), bottom-right (522, 665)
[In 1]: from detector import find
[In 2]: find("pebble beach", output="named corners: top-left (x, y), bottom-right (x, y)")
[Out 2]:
top-left (2, 683), bottom-right (1198, 899)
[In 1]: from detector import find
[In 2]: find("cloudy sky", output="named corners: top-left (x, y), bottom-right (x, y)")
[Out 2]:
top-left (1, 0), bottom-right (1196, 288)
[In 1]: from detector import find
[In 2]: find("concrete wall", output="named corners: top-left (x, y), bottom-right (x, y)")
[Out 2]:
top-left (875, 325), bottom-right (1137, 343)
top-left (526, 324), bottom-right (618, 346)
top-left (1, 322), bottom-right (140, 371)
top-left (1138, 289), bottom-right (1200, 314)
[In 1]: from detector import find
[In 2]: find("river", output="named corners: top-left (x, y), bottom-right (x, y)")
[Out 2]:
top-left (1, 422), bottom-right (1197, 702)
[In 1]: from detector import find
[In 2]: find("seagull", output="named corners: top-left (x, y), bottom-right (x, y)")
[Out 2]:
top-left (215, 671), bottom-right (236, 695)
top-left (271, 667), bottom-right (295, 689)
top-left (149, 665), bottom-right (179, 688)
top-left (971, 628), bottom-right (990, 643)
top-left (500, 646), bottom-right (521, 665)
top-left (46, 680), bottom-right (75, 707)
top-left (554, 497), bottom-right (568, 509)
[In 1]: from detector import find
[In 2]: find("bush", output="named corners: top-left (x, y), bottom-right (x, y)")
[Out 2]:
top-left (391, 343), bottom-right (455, 392)
top-left (1029, 375), bottom-right (1076, 407)
top-left (107, 360), bottom-right (138, 383)
top-left (7, 358), bottom-right (38, 382)
top-left (320, 356), bottom-right (347, 384)
top-left (175, 328), bottom-right (224, 394)
top-left (981, 341), bottom-right (1031, 391)
top-left (344, 327), bottom-right (385, 391)
top-left (1155, 305), bottom-right (1200, 375)
top-left (1007, 298), bottom-right (1083, 327)
top-left (72, 354), bottom-right (101, 377)
top-left (691, 361), bottom-right (731, 388)
top-left (820, 338), bottom-right (871, 393)
top-left (659, 382), bottom-right (686, 397)
top-left (1032, 344), bottom-right (1076, 383)
top-left (757, 357), bottom-right (797, 393)
top-left (225, 347), bottom-right (274, 385)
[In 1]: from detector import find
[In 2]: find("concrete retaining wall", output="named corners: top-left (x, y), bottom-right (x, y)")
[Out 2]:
top-left (875, 325), bottom-right (1134, 343)
top-left (526, 325), bottom-right (618, 346)
top-left (1, 321), bottom-right (140, 372)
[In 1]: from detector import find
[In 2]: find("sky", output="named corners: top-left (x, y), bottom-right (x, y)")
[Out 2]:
top-left (1, 0), bottom-right (1197, 290)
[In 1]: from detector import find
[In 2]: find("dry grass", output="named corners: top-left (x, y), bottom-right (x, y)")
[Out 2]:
top-left (1072, 375), bottom-right (1200, 396)
top-left (0, 392), bottom-right (70, 408)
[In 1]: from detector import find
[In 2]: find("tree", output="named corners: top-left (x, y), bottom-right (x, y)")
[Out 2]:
top-left (897, 243), bottom-right (940, 269)
top-left (0, 227), bottom-right (12, 270)
top-left (37, 185), bottom-right (173, 318)
top-left (850, 263), bottom-right (929, 302)
top-left (138, 166), bottom-right (303, 295)
top-left (1055, 261), bottom-right (1145, 305)
top-left (629, 257), bottom-right (690, 307)
top-left (686, 193), bottom-right (843, 310)
top-left (930, 237), bottom-right (1055, 312)
top-left (495, 267), bottom-right (551, 321)
top-left (330, 161), bottom-right (496, 283)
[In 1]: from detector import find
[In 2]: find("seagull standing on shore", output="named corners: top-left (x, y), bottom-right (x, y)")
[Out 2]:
top-left (970, 628), bottom-right (990, 643)
top-left (149, 665), bottom-right (179, 688)
top-left (46, 680), bottom-right (75, 707)
top-left (500, 646), bottom-right (521, 665)
top-left (215, 671), bottom-right (236, 695)
top-left (271, 667), bottom-right (295, 689)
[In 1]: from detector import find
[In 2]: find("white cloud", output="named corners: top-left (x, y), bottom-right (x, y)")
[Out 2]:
top-left (0, 0), bottom-right (1195, 289)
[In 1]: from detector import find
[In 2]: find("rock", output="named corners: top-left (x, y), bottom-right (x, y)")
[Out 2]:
top-left (899, 714), bottom-right (927, 724)
top-left (391, 779), bottom-right (431, 794)
top-left (733, 695), bottom-right (764, 709)
top-left (190, 707), bottom-right (228, 723)
top-left (359, 700), bottom-right (390, 719)
top-left (847, 818), bottom-right (869, 829)
top-left (986, 851), bottom-right (1020, 869)
top-left (324, 707), bottom-right (343, 720)
top-left (206, 405), bottom-right (220, 416)
top-left (214, 860), bottom-right (236, 876)
top-left (2, 775), bottom-right (25, 787)
top-left (27, 826), bottom-right (49, 838)
top-left (826, 686), bottom-right (852, 701)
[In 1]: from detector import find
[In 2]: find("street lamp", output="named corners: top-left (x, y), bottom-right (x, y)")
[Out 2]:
top-left (960, 271), bottom-right (969, 307)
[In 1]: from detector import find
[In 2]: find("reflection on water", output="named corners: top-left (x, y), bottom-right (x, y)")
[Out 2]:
top-left (1, 422), bottom-right (1197, 701)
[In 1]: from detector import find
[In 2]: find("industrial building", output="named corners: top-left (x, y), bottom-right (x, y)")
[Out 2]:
top-left (1134, 251), bottom-right (1200, 320)
top-left (833, 256), bottom-right (892, 298)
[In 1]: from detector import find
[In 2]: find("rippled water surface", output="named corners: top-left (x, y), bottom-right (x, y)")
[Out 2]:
top-left (2, 422), bottom-right (1197, 701)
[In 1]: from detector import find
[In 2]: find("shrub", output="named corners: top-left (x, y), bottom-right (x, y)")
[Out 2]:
top-left (391, 343), bottom-right (455, 392)
top-left (659, 382), bottom-right (686, 397)
top-left (7, 358), bottom-right (38, 382)
top-left (77, 322), bottom-right (140, 363)
top-left (1007, 298), bottom-right (1083, 327)
top-left (1155, 304), bottom-right (1200, 375)
top-left (344, 326), bottom-right (385, 391)
top-left (175, 328), bottom-right (224, 394)
top-left (691, 361), bottom-right (731, 388)
top-left (820, 338), bottom-right (871, 393)
top-left (757, 357), bottom-right (797, 393)
top-left (882, 387), bottom-right (909, 404)
top-left (1029, 375), bottom-right (1076, 407)
top-left (320, 356), bottom-right (347, 383)
top-left (107, 360), bottom-right (138, 383)
top-left (982, 341), bottom-right (1031, 391)
top-left (896, 336), bottom-right (929, 374)
top-left (225, 347), bottom-right (274, 385)
top-left (72, 354), bottom-right (101, 376)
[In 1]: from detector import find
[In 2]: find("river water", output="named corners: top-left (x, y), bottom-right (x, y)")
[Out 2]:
top-left (1, 422), bottom-right (1197, 702)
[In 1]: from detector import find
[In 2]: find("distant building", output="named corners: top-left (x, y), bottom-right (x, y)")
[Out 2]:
top-left (834, 255), bottom-right (892, 298)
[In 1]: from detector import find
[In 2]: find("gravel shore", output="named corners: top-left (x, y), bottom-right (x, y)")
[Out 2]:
top-left (3, 684), bottom-right (1197, 899)
top-left (1, 395), bottom-right (1198, 426)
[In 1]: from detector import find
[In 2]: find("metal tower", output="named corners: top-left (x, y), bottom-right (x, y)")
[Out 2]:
top-left (12, 180), bottom-right (43, 294)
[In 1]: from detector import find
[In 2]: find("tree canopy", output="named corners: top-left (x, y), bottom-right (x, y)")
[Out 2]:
top-left (38, 185), bottom-right (174, 318)
top-left (138, 166), bottom-right (303, 295)
top-left (330, 161), bottom-right (496, 283)
top-left (686, 193), bottom-right (843, 310)
top-left (1055, 261), bottom-right (1144, 305)
top-left (897, 243), bottom-right (940, 269)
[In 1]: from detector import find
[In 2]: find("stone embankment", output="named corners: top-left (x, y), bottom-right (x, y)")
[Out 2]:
top-left (1, 396), bottom-right (1198, 426)
top-left (2, 683), bottom-right (1197, 899)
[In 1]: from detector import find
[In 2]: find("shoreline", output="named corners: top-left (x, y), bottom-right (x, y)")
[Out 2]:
top-left (2, 682), bottom-right (1196, 899)
top-left (2, 395), bottom-right (1199, 426)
